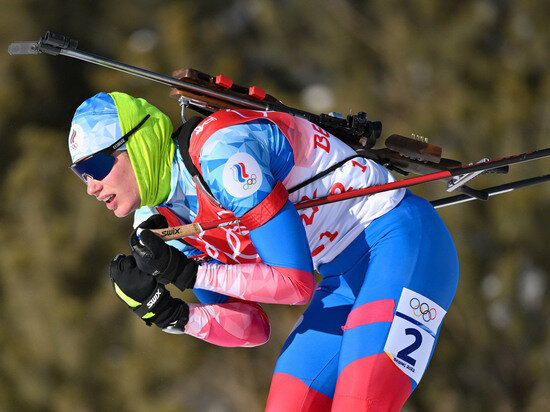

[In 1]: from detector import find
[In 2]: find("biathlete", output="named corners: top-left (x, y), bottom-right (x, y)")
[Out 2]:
top-left (68, 91), bottom-right (459, 411)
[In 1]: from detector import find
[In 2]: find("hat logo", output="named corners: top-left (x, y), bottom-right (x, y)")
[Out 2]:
top-left (69, 124), bottom-right (84, 152)
top-left (70, 129), bottom-right (78, 150)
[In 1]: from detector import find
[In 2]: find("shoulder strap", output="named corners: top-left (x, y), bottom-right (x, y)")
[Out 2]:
top-left (176, 116), bottom-right (203, 178)
top-left (287, 154), bottom-right (372, 194)
top-left (174, 116), bottom-right (215, 197)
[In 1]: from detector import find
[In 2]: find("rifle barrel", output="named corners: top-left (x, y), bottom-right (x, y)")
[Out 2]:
top-left (59, 48), bottom-right (268, 111)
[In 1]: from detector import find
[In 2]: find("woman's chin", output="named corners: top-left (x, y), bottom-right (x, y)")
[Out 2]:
top-left (113, 201), bottom-right (139, 218)
top-left (113, 207), bottom-right (131, 218)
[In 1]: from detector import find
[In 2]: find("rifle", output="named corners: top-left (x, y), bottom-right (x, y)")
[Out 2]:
top-left (7, 31), bottom-right (461, 174)
top-left (8, 31), bottom-right (550, 240)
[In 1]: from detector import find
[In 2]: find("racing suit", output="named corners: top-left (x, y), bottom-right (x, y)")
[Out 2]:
top-left (134, 109), bottom-right (459, 411)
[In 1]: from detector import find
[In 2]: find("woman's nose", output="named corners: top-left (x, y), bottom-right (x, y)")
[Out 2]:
top-left (86, 176), bottom-right (102, 195)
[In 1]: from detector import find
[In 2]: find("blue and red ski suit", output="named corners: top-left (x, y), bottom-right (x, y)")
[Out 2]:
top-left (134, 109), bottom-right (459, 411)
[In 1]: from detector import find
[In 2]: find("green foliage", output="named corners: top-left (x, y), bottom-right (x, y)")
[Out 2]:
top-left (1, 0), bottom-right (549, 410)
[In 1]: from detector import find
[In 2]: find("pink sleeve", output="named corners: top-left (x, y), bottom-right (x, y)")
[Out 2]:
top-left (194, 262), bottom-right (315, 305)
top-left (184, 300), bottom-right (271, 347)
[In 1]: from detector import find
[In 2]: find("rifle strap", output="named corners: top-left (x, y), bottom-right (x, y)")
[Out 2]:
top-left (174, 116), bottom-right (214, 198)
top-left (287, 154), bottom-right (371, 194)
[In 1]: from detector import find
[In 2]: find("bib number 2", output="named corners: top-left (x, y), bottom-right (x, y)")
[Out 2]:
top-left (396, 328), bottom-right (422, 366)
top-left (384, 288), bottom-right (446, 383)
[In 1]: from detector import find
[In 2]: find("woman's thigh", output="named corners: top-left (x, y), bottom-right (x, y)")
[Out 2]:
top-left (265, 275), bottom-right (355, 412)
top-left (333, 193), bottom-right (459, 410)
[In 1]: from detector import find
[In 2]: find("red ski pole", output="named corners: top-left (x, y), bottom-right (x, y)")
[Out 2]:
top-left (152, 146), bottom-right (550, 241)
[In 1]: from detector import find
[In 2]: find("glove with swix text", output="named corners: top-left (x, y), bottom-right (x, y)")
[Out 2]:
top-left (109, 254), bottom-right (189, 329)
top-left (129, 214), bottom-right (198, 291)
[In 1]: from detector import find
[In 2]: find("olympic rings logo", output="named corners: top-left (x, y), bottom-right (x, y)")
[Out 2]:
top-left (410, 298), bottom-right (437, 322)
top-left (243, 174), bottom-right (257, 190)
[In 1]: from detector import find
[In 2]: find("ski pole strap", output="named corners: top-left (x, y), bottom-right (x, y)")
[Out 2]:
top-left (288, 154), bottom-right (371, 194)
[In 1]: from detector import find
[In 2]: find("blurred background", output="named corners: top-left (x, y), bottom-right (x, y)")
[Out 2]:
top-left (1, 0), bottom-right (549, 411)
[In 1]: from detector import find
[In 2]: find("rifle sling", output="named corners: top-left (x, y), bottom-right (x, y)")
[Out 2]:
top-left (287, 154), bottom-right (371, 194)
top-left (174, 116), bottom-right (214, 198)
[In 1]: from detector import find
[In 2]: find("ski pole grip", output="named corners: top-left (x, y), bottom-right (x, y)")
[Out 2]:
top-left (149, 224), bottom-right (203, 241)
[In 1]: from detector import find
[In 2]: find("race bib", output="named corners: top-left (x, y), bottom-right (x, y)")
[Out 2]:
top-left (384, 288), bottom-right (446, 383)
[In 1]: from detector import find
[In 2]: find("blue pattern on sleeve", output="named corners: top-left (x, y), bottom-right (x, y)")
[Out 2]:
top-left (249, 200), bottom-right (314, 273)
top-left (199, 119), bottom-right (294, 217)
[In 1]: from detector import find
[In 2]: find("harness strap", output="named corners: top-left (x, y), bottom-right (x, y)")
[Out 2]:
top-left (174, 116), bottom-right (214, 197)
top-left (239, 181), bottom-right (289, 230)
top-left (288, 154), bottom-right (371, 194)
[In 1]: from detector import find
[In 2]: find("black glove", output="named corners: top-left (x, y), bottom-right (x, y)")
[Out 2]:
top-left (109, 254), bottom-right (189, 329)
top-left (129, 214), bottom-right (198, 291)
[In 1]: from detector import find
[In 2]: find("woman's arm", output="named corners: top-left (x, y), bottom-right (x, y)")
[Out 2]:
top-left (181, 298), bottom-right (270, 347)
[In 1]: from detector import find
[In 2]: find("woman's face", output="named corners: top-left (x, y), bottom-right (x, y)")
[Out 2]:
top-left (85, 151), bottom-right (141, 217)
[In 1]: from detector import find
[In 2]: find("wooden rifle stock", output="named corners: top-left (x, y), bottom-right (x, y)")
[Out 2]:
top-left (169, 67), bottom-right (286, 112)
top-left (168, 67), bottom-right (463, 176)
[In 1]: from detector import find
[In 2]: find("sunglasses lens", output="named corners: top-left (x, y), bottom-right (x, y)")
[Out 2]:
top-left (70, 152), bottom-right (116, 183)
